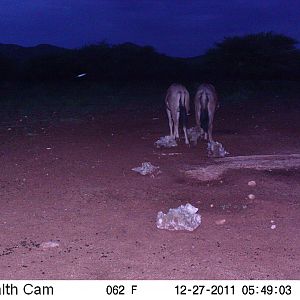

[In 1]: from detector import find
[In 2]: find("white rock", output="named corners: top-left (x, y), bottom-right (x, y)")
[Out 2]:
top-left (248, 180), bottom-right (257, 187)
top-left (248, 194), bottom-right (256, 200)
top-left (40, 241), bottom-right (60, 249)
top-left (215, 219), bottom-right (226, 225)
top-left (154, 136), bottom-right (177, 148)
top-left (132, 162), bottom-right (160, 176)
top-left (156, 203), bottom-right (201, 231)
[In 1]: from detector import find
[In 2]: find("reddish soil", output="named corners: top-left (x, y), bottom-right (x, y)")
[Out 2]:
top-left (0, 96), bottom-right (299, 280)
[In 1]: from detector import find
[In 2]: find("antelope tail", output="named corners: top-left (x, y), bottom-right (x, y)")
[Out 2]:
top-left (179, 92), bottom-right (188, 128)
top-left (200, 92), bottom-right (209, 133)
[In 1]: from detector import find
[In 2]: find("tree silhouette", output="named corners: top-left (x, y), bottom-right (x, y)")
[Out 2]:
top-left (203, 32), bottom-right (300, 80)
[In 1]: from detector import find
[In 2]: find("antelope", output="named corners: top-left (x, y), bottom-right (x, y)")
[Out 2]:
top-left (165, 83), bottom-right (190, 144)
top-left (194, 83), bottom-right (218, 142)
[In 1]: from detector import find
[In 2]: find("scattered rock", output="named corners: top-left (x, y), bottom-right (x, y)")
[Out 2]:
top-left (160, 152), bottom-right (182, 156)
top-left (40, 241), bottom-right (60, 249)
top-left (248, 194), bottom-right (256, 200)
top-left (248, 180), bottom-right (257, 187)
top-left (215, 219), bottom-right (226, 225)
top-left (156, 203), bottom-right (201, 231)
top-left (132, 162), bottom-right (160, 176)
top-left (187, 127), bottom-right (201, 145)
top-left (207, 141), bottom-right (229, 158)
top-left (155, 136), bottom-right (177, 148)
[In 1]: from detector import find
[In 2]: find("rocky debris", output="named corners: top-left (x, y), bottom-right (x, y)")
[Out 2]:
top-left (132, 162), bottom-right (160, 176)
top-left (155, 136), bottom-right (177, 148)
top-left (248, 180), bottom-right (257, 187)
top-left (207, 141), bottom-right (229, 158)
top-left (156, 203), bottom-right (201, 232)
top-left (40, 241), bottom-right (60, 249)
top-left (187, 127), bottom-right (202, 145)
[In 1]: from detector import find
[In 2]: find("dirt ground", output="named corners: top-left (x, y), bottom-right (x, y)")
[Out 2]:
top-left (0, 92), bottom-right (299, 280)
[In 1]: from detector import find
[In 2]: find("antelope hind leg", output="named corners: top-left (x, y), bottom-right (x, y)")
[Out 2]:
top-left (166, 109), bottom-right (174, 137)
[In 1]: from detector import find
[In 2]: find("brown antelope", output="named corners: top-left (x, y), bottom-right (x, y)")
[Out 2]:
top-left (165, 83), bottom-right (190, 144)
top-left (194, 83), bottom-right (218, 142)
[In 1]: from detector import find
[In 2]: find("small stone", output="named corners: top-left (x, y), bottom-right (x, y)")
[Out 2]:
top-left (248, 180), bottom-right (256, 187)
top-left (271, 225), bottom-right (276, 230)
top-left (248, 194), bottom-right (255, 200)
top-left (215, 219), bottom-right (226, 225)
top-left (40, 241), bottom-right (59, 249)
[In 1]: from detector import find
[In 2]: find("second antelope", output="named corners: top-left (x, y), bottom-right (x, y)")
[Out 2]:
top-left (194, 83), bottom-right (218, 142)
top-left (165, 83), bottom-right (190, 145)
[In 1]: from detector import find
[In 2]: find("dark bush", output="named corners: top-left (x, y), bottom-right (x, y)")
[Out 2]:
top-left (202, 32), bottom-right (300, 80)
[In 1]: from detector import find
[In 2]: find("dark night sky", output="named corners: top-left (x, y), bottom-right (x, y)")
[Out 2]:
top-left (1, 0), bottom-right (299, 57)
